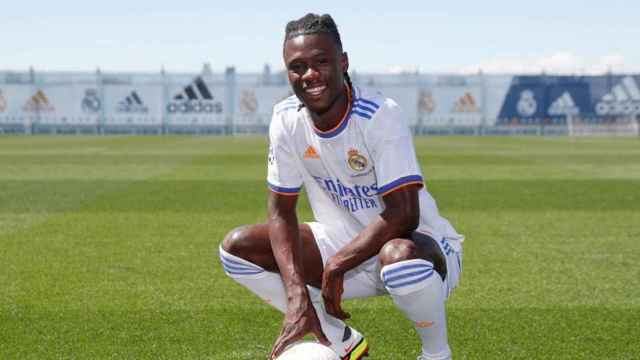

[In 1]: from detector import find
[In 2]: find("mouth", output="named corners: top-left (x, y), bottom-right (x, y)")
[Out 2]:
top-left (302, 84), bottom-right (327, 98)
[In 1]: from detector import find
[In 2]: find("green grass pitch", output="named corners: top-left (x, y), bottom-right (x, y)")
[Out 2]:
top-left (1, 135), bottom-right (639, 359)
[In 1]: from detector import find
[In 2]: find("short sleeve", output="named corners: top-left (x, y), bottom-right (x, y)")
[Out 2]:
top-left (266, 112), bottom-right (303, 195)
top-left (369, 100), bottom-right (424, 196)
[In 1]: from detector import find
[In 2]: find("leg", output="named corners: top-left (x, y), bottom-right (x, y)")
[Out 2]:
top-left (378, 233), bottom-right (451, 360)
top-left (220, 223), bottom-right (323, 287)
top-left (378, 232), bottom-right (446, 279)
top-left (218, 223), bottom-right (368, 359)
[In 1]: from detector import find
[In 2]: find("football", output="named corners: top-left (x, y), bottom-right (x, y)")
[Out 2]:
top-left (275, 341), bottom-right (339, 360)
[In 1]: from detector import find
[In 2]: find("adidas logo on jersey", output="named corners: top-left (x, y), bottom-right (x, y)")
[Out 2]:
top-left (118, 91), bottom-right (149, 113)
top-left (595, 76), bottom-right (640, 115)
top-left (548, 91), bottom-right (579, 115)
top-left (23, 89), bottom-right (55, 112)
top-left (303, 146), bottom-right (320, 159)
top-left (166, 76), bottom-right (222, 114)
top-left (451, 92), bottom-right (479, 113)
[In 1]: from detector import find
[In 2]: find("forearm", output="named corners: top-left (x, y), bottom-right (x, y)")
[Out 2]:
top-left (268, 213), bottom-right (309, 303)
top-left (329, 211), bottom-right (416, 273)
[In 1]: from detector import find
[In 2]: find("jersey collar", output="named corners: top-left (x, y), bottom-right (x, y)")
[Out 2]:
top-left (310, 85), bottom-right (353, 139)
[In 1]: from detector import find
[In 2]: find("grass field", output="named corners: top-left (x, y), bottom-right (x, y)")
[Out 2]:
top-left (1, 135), bottom-right (639, 359)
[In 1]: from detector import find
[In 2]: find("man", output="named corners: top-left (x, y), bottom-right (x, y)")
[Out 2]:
top-left (218, 13), bottom-right (464, 360)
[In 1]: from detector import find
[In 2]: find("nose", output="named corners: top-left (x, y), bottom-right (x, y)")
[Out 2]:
top-left (302, 65), bottom-right (320, 81)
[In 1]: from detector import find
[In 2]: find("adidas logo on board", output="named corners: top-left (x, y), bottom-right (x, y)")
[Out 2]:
top-left (549, 91), bottom-right (579, 115)
top-left (596, 76), bottom-right (640, 115)
top-left (118, 91), bottom-right (149, 113)
top-left (166, 76), bottom-right (222, 114)
top-left (23, 89), bottom-right (55, 112)
top-left (451, 92), bottom-right (479, 113)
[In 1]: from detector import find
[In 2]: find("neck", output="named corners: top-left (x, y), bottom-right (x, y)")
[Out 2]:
top-left (310, 84), bottom-right (351, 132)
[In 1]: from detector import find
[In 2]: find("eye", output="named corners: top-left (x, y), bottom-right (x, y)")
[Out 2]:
top-left (288, 63), bottom-right (306, 75)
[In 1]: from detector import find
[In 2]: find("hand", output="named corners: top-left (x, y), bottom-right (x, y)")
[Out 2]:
top-left (269, 297), bottom-right (329, 359)
top-left (321, 260), bottom-right (350, 320)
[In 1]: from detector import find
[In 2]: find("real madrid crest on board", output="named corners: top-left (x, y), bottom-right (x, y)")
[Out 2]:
top-left (516, 90), bottom-right (537, 117)
top-left (82, 89), bottom-right (101, 113)
top-left (240, 90), bottom-right (258, 114)
top-left (347, 148), bottom-right (368, 172)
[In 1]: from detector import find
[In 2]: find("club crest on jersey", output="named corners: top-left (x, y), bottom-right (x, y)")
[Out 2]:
top-left (347, 148), bottom-right (368, 172)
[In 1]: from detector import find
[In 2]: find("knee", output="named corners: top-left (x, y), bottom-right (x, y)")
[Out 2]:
top-left (378, 238), bottom-right (419, 267)
top-left (221, 225), bottom-right (252, 256)
top-left (218, 226), bottom-right (267, 278)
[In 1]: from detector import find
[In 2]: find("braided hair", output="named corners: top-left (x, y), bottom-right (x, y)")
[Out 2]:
top-left (284, 13), bottom-right (353, 105)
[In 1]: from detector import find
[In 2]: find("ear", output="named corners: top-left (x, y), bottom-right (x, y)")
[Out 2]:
top-left (341, 52), bottom-right (349, 73)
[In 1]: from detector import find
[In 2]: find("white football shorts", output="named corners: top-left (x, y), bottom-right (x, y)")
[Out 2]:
top-left (306, 221), bottom-right (463, 300)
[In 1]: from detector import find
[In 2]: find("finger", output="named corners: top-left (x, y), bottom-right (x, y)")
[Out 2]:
top-left (269, 337), bottom-right (283, 359)
top-left (327, 305), bottom-right (350, 320)
top-left (269, 328), bottom-right (289, 359)
top-left (270, 327), bottom-right (301, 359)
top-left (323, 300), bottom-right (342, 319)
top-left (270, 337), bottom-right (288, 359)
top-left (322, 292), bottom-right (346, 319)
top-left (324, 296), bottom-right (350, 320)
top-left (332, 278), bottom-right (349, 319)
top-left (336, 308), bottom-right (351, 320)
top-left (322, 296), bottom-right (338, 317)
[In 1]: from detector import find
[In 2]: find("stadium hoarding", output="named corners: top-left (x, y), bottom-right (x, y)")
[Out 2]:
top-left (232, 85), bottom-right (291, 133)
top-left (497, 75), bottom-right (640, 125)
top-left (103, 85), bottom-right (163, 127)
top-left (1, 70), bottom-right (638, 135)
top-left (165, 76), bottom-right (226, 128)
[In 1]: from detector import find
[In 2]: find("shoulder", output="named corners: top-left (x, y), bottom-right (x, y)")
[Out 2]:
top-left (270, 95), bottom-right (303, 135)
top-left (352, 86), bottom-right (405, 140)
top-left (352, 86), bottom-right (401, 122)
top-left (273, 95), bottom-right (302, 117)
top-left (353, 88), bottom-right (409, 146)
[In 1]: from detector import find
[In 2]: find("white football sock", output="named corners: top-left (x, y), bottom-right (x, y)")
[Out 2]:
top-left (381, 259), bottom-right (451, 360)
top-left (218, 246), bottom-right (348, 352)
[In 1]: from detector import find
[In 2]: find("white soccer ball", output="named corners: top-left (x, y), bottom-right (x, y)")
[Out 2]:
top-left (275, 341), bottom-right (339, 360)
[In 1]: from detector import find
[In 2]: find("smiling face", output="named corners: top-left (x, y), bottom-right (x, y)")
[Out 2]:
top-left (283, 33), bottom-right (349, 119)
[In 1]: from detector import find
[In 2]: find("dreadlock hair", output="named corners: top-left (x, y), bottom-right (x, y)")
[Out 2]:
top-left (284, 13), bottom-right (343, 50)
top-left (284, 13), bottom-right (353, 108)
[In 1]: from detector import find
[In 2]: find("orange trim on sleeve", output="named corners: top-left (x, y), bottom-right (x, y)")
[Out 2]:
top-left (380, 181), bottom-right (424, 197)
top-left (268, 189), bottom-right (300, 196)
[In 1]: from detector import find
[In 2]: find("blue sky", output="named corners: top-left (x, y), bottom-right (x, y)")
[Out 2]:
top-left (2, 0), bottom-right (638, 74)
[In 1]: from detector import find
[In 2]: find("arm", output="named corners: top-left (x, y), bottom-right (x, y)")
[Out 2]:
top-left (268, 191), bottom-right (328, 358)
top-left (321, 185), bottom-right (420, 319)
top-left (268, 191), bottom-right (307, 309)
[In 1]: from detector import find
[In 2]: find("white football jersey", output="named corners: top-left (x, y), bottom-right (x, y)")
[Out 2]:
top-left (267, 86), bottom-right (463, 249)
